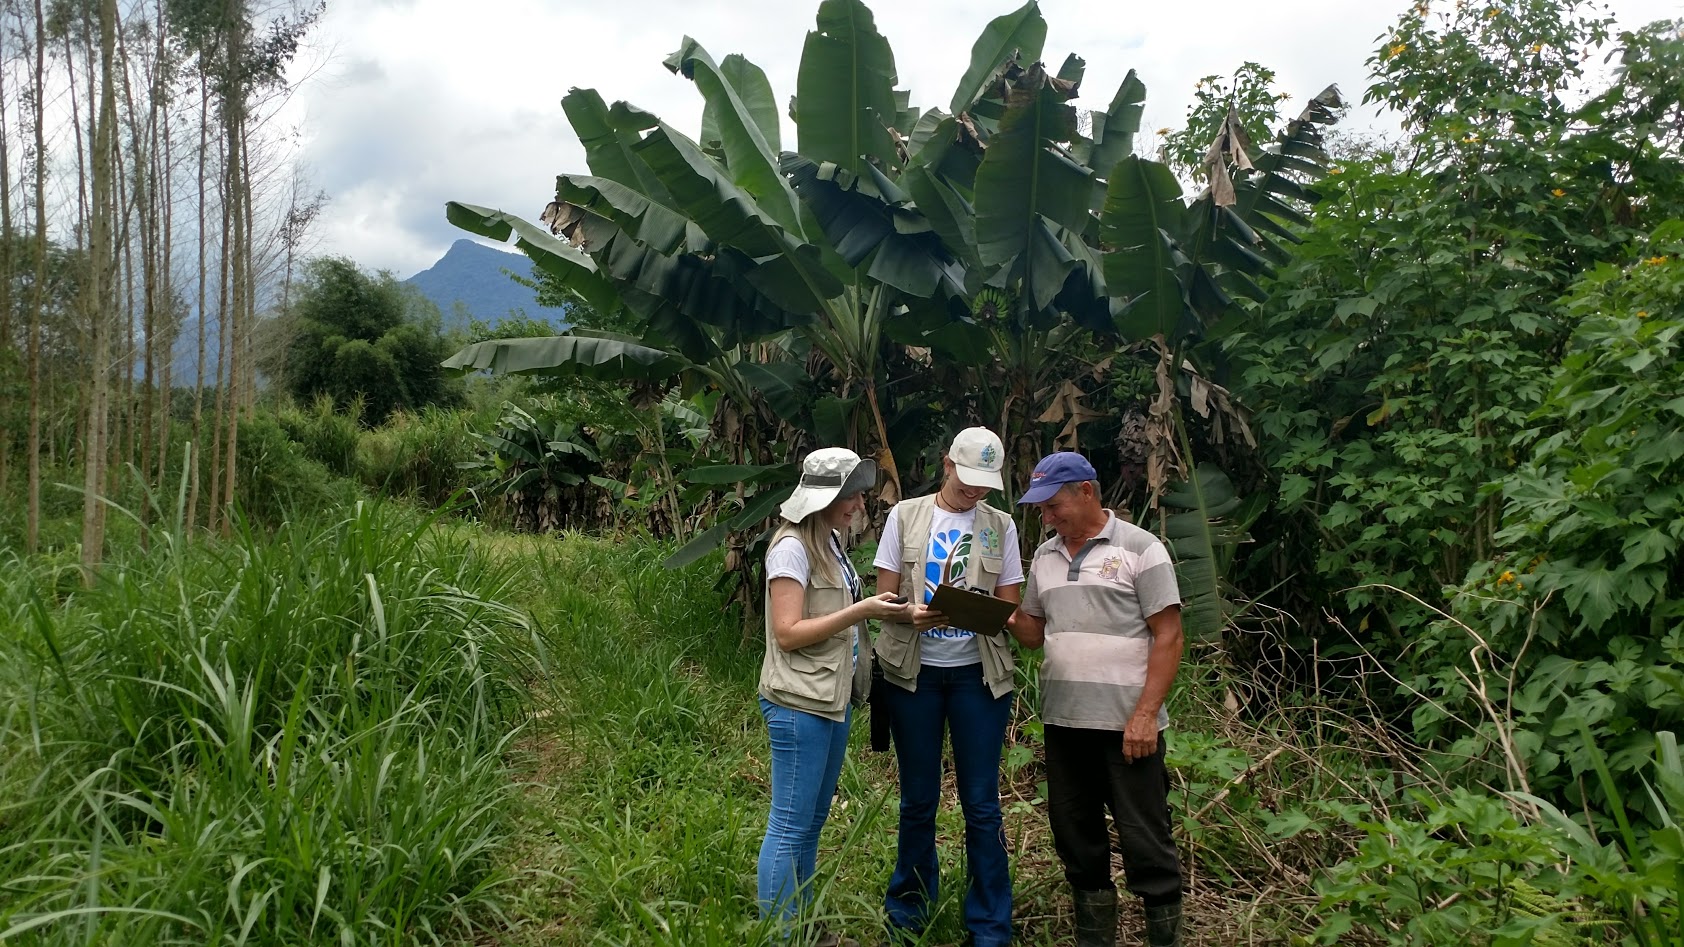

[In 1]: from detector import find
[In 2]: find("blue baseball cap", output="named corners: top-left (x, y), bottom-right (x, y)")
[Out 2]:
top-left (1017, 451), bottom-right (1099, 504)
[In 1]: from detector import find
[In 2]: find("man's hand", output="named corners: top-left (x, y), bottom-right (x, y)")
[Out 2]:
top-left (1122, 713), bottom-right (1158, 763)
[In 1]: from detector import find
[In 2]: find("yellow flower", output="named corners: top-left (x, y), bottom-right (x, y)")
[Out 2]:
top-left (1329, 167), bottom-right (1345, 174)
top-left (1516, 581), bottom-right (1525, 590)
top-left (1646, 256), bottom-right (1670, 265)
top-left (1530, 43), bottom-right (1543, 52)
top-left (1498, 570), bottom-right (1516, 585)
top-left (1638, 310), bottom-right (1650, 319)
top-left (1486, 6), bottom-right (1499, 16)
top-left (1390, 44), bottom-right (1408, 57)
top-left (1551, 188), bottom-right (1565, 197)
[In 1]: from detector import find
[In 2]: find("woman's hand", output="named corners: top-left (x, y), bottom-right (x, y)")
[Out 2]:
top-left (911, 603), bottom-right (948, 631)
top-left (859, 591), bottom-right (915, 622)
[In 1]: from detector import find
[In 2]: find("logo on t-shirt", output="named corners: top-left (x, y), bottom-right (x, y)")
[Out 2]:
top-left (924, 528), bottom-right (972, 599)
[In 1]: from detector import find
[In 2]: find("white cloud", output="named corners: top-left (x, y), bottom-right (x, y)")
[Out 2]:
top-left (287, 0), bottom-right (1684, 277)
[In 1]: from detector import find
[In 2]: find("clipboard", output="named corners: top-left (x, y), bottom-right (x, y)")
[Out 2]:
top-left (928, 584), bottom-right (1017, 637)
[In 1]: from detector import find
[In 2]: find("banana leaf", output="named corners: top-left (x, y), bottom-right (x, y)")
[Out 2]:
top-left (1101, 157), bottom-right (1189, 341)
top-left (1160, 463), bottom-right (1251, 642)
top-left (949, 0), bottom-right (1046, 116)
top-left (441, 333), bottom-right (689, 382)
top-left (796, 0), bottom-right (900, 173)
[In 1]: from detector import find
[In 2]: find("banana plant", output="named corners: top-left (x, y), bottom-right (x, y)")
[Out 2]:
top-left (441, 0), bottom-right (1340, 608)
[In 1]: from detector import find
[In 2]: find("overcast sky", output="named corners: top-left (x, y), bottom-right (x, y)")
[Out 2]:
top-left (283, 0), bottom-right (1684, 279)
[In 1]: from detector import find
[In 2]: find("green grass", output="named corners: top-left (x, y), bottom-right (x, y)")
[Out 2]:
top-left (482, 534), bottom-right (1079, 947)
top-left (0, 500), bottom-right (543, 944)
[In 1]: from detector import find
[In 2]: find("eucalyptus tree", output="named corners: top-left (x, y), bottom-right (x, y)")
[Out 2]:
top-left (446, 0), bottom-right (1338, 624)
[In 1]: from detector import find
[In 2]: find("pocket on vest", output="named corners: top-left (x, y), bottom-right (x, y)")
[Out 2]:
top-left (768, 645), bottom-right (844, 703)
top-left (874, 624), bottom-right (918, 674)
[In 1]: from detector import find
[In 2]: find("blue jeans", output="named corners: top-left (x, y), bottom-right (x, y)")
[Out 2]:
top-left (882, 663), bottom-right (1014, 946)
top-left (758, 697), bottom-right (852, 924)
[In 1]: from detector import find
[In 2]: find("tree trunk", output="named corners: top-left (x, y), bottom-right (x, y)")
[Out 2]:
top-left (0, 31), bottom-right (15, 500)
top-left (81, 0), bottom-right (119, 580)
top-left (27, 0), bottom-right (46, 553)
top-left (219, 0), bottom-right (246, 534)
top-left (187, 73), bottom-right (209, 531)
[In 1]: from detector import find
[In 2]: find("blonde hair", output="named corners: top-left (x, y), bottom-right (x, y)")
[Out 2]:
top-left (789, 504), bottom-right (848, 588)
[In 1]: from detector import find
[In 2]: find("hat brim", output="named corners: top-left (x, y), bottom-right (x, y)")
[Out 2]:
top-left (1017, 479), bottom-right (1067, 505)
top-left (953, 463), bottom-right (1004, 491)
top-left (779, 459), bottom-right (878, 522)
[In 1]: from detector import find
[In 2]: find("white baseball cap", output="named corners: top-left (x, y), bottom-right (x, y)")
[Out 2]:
top-left (948, 427), bottom-right (1005, 490)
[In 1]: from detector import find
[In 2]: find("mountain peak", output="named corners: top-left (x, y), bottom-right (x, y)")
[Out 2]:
top-left (404, 240), bottom-right (556, 327)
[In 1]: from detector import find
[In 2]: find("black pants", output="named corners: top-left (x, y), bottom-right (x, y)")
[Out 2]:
top-left (1044, 725), bottom-right (1182, 907)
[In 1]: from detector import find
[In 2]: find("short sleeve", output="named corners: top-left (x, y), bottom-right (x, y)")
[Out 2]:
top-left (995, 519), bottom-right (1026, 588)
top-left (1020, 558), bottom-right (1045, 617)
top-left (873, 505), bottom-right (903, 574)
top-left (766, 536), bottom-right (811, 586)
top-left (1133, 540), bottom-right (1181, 619)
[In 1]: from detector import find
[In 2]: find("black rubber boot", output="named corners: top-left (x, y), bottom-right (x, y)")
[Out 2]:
top-left (1144, 900), bottom-right (1183, 947)
top-left (1072, 888), bottom-right (1116, 947)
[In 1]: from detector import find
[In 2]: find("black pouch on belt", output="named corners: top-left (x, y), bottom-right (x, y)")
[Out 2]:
top-left (868, 654), bottom-right (892, 752)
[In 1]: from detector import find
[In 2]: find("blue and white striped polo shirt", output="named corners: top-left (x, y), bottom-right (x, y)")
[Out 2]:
top-left (1020, 512), bottom-right (1181, 732)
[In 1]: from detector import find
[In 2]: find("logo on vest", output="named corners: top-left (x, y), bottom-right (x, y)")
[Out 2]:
top-left (979, 526), bottom-right (1001, 556)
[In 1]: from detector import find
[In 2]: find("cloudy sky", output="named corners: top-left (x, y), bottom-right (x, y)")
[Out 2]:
top-left (284, 0), bottom-right (1684, 279)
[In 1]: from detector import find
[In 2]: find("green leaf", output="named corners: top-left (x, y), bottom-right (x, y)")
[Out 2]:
top-left (688, 464), bottom-right (793, 484)
top-left (949, 0), bottom-right (1046, 116)
top-left (730, 485), bottom-right (798, 528)
top-left (665, 39), bottom-right (802, 232)
top-left (1086, 69), bottom-right (1146, 184)
top-left (441, 334), bottom-right (689, 381)
top-left (444, 202), bottom-right (620, 314)
top-left (784, 155), bottom-right (966, 298)
top-left (1101, 157), bottom-right (1188, 341)
top-left (663, 522), bottom-right (732, 569)
top-left (560, 90), bottom-right (673, 201)
top-left (796, 0), bottom-right (901, 173)
top-left (737, 360), bottom-right (815, 425)
top-left (701, 54), bottom-right (781, 154)
top-left (1161, 464), bottom-right (1247, 641)
top-left (973, 64), bottom-right (1094, 308)
top-left (631, 124), bottom-right (845, 315)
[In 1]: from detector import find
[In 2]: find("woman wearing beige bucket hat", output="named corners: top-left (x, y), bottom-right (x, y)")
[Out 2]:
top-left (757, 447), bottom-right (913, 946)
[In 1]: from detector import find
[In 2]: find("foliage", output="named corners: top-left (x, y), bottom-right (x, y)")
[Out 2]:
top-left (1414, 230), bottom-right (1684, 804)
top-left (233, 412), bottom-right (362, 525)
top-left (1223, 2), bottom-right (1684, 638)
top-left (284, 256), bottom-right (464, 423)
top-left (1159, 62), bottom-right (1291, 182)
top-left (0, 500), bottom-right (542, 943)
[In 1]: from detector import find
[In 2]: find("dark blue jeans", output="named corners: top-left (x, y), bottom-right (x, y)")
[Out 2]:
top-left (882, 663), bottom-right (1014, 946)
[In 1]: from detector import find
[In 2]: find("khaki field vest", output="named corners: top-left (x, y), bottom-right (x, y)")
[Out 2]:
top-left (872, 494), bottom-right (1018, 698)
top-left (757, 524), bottom-right (872, 720)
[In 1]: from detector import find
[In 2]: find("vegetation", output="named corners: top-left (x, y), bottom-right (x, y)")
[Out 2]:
top-left (282, 258), bottom-right (464, 423)
top-left (3, 0), bottom-right (1684, 944)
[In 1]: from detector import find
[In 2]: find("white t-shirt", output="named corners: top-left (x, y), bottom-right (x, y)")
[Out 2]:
top-left (767, 533), bottom-right (863, 664)
top-left (873, 503), bottom-right (1025, 667)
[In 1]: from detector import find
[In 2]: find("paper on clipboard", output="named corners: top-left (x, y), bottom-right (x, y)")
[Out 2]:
top-left (928, 584), bottom-right (1017, 637)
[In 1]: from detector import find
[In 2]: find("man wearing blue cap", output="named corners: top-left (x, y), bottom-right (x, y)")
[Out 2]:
top-left (1007, 452), bottom-right (1185, 947)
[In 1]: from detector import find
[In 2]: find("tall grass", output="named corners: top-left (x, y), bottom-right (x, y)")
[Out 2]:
top-left (0, 496), bottom-right (544, 944)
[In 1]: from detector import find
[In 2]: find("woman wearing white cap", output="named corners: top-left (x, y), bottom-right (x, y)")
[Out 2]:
top-left (757, 446), bottom-right (914, 945)
top-left (872, 428), bottom-right (1026, 947)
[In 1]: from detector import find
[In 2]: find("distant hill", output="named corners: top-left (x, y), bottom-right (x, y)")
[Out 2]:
top-left (404, 239), bottom-right (567, 329)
